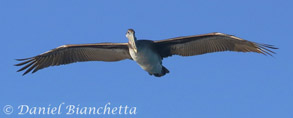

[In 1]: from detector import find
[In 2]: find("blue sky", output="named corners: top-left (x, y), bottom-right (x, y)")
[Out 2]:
top-left (0, 0), bottom-right (292, 117)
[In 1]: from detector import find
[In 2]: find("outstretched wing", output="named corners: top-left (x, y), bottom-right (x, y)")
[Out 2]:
top-left (15, 43), bottom-right (131, 75)
top-left (154, 32), bottom-right (277, 58)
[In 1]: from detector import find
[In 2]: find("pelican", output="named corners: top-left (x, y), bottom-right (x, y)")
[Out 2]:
top-left (15, 29), bottom-right (277, 77)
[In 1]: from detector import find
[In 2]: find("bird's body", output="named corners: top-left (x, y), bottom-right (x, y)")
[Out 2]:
top-left (15, 29), bottom-right (277, 77)
top-left (129, 40), bottom-right (167, 76)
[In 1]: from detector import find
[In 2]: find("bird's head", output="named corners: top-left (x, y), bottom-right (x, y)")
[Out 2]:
top-left (126, 29), bottom-right (137, 53)
top-left (126, 29), bottom-right (135, 38)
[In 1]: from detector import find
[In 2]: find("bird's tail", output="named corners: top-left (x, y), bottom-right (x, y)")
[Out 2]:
top-left (154, 66), bottom-right (170, 77)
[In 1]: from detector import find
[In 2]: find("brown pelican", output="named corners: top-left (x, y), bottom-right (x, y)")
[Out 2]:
top-left (15, 29), bottom-right (277, 77)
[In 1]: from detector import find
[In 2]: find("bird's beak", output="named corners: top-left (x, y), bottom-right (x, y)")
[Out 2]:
top-left (127, 32), bottom-right (138, 53)
top-left (133, 47), bottom-right (138, 53)
top-left (131, 41), bottom-right (138, 53)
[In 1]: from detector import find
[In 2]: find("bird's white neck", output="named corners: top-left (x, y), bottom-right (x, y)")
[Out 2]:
top-left (127, 34), bottom-right (138, 53)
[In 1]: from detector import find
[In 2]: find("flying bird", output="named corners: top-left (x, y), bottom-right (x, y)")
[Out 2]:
top-left (15, 29), bottom-right (277, 77)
